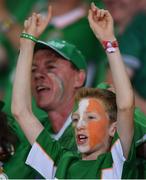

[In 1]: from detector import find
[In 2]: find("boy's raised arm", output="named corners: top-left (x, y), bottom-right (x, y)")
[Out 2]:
top-left (88, 3), bottom-right (134, 158)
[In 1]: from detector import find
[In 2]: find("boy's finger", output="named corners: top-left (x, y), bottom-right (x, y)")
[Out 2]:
top-left (88, 9), bottom-right (96, 26)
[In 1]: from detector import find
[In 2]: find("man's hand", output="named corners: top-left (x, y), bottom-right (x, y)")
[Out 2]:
top-left (22, 6), bottom-right (52, 39)
top-left (88, 3), bottom-right (115, 41)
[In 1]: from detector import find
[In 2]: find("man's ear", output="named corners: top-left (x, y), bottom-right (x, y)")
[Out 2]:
top-left (74, 70), bottom-right (86, 88)
top-left (108, 121), bottom-right (117, 137)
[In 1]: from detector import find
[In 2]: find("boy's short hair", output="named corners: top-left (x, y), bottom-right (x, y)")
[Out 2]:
top-left (75, 87), bottom-right (117, 123)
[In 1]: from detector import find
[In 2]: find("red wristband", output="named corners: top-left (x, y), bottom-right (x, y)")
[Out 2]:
top-left (102, 40), bottom-right (118, 53)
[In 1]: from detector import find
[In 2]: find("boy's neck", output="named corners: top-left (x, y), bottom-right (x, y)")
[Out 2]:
top-left (82, 142), bottom-right (110, 161)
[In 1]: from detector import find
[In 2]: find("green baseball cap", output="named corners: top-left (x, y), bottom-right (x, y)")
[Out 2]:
top-left (34, 39), bottom-right (87, 71)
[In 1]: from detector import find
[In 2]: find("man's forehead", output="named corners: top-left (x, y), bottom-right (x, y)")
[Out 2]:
top-left (33, 49), bottom-right (69, 64)
top-left (34, 48), bottom-right (60, 57)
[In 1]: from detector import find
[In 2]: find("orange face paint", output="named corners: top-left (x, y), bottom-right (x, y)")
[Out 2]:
top-left (74, 98), bottom-right (109, 153)
top-left (86, 98), bottom-right (109, 149)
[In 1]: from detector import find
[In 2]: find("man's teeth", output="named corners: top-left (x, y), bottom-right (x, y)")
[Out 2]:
top-left (37, 86), bottom-right (46, 91)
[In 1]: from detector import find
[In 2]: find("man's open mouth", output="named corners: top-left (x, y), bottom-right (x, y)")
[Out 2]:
top-left (36, 85), bottom-right (51, 93)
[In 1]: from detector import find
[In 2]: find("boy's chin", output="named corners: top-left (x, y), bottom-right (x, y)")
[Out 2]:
top-left (77, 144), bottom-right (90, 154)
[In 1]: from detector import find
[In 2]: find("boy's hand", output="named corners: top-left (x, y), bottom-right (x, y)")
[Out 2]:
top-left (88, 3), bottom-right (115, 42)
top-left (23, 6), bottom-right (52, 39)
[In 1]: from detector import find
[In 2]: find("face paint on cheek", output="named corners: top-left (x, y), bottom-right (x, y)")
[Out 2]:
top-left (48, 73), bottom-right (64, 97)
top-left (86, 98), bottom-right (109, 149)
top-left (87, 119), bottom-right (108, 148)
top-left (77, 99), bottom-right (89, 119)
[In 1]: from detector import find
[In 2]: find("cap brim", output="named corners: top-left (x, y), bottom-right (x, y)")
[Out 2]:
top-left (34, 40), bottom-right (70, 61)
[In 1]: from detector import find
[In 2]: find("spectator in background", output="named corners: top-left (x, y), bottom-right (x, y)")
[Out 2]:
top-left (103, 0), bottom-right (146, 114)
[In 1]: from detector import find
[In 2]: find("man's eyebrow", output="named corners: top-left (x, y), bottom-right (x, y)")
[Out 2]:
top-left (45, 59), bottom-right (57, 66)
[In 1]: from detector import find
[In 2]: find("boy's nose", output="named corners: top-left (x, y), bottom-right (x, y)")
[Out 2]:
top-left (76, 119), bottom-right (86, 130)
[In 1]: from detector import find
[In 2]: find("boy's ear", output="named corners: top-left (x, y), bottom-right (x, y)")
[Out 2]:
top-left (74, 70), bottom-right (86, 88)
top-left (108, 122), bottom-right (117, 137)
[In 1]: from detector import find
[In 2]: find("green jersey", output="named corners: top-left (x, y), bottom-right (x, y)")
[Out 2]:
top-left (26, 130), bottom-right (137, 179)
top-left (3, 115), bottom-right (76, 179)
top-left (3, 107), bottom-right (146, 179)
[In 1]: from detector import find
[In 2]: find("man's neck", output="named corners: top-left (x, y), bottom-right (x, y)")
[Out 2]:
top-left (47, 98), bottom-right (74, 133)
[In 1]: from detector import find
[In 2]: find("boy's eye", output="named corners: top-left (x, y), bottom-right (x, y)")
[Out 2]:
top-left (88, 115), bottom-right (96, 120)
top-left (72, 118), bottom-right (79, 123)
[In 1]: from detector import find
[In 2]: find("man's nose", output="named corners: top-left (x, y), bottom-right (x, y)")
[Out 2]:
top-left (33, 71), bottom-right (46, 80)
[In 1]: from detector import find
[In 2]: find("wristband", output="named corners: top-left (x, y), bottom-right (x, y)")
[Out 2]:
top-left (20, 33), bottom-right (38, 43)
top-left (102, 40), bottom-right (118, 53)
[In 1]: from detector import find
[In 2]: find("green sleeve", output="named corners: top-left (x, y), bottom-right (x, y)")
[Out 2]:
top-left (3, 142), bottom-right (36, 179)
top-left (28, 129), bottom-right (79, 179)
top-left (25, 129), bottom-right (71, 179)
top-left (3, 117), bottom-right (37, 179)
top-left (122, 134), bottom-right (138, 179)
top-left (134, 107), bottom-right (146, 146)
top-left (36, 129), bottom-right (65, 165)
top-left (3, 116), bottom-right (46, 179)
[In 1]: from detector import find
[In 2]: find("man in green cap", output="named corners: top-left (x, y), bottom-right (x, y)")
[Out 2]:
top-left (3, 6), bottom-right (87, 179)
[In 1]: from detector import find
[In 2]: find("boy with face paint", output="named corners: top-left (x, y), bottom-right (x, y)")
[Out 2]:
top-left (72, 92), bottom-right (115, 157)
top-left (11, 2), bottom-right (138, 179)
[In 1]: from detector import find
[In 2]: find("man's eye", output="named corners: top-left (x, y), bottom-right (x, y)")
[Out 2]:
top-left (31, 68), bottom-right (36, 73)
top-left (47, 66), bottom-right (56, 69)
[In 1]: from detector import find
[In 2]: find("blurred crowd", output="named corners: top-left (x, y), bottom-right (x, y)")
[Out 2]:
top-left (104, 0), bottom-right (146, 114)
top-left (0, 0), bottom-right (146, 178)
top-left (1, 0), bottom-right (146, 115)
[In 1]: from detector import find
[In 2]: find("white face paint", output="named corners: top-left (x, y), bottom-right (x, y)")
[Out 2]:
top-left (75, 99), bottom-right (90, 153)
top-left (76, 99), bottom-right (89, 129)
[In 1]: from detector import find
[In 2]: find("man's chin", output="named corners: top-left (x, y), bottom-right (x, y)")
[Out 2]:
top-left (37, 102), bottom-right (50, 111)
